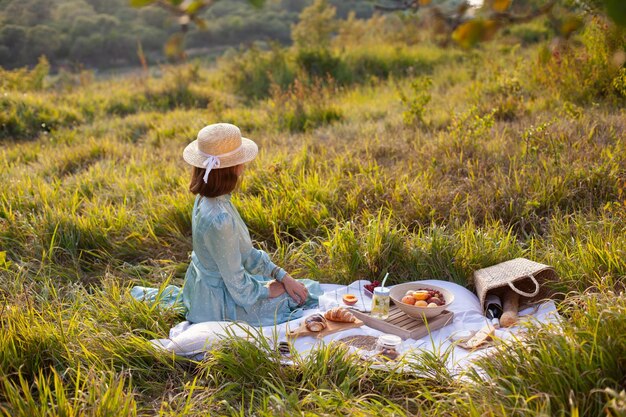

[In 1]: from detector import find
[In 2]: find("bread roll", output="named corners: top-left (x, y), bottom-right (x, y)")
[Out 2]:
top-left (305, 314), bottom-right (328, 332)
top-left (500, 289), bottom-right (520, 328)
top-left (324, 307), bottom-right (356, 323)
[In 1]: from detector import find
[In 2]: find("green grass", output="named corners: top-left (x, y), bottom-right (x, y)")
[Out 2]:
top-left (1, 19), bottom-right (626, 416)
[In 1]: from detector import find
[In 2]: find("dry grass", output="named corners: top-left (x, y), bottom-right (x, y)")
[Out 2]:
top-left (1, 24), bottom-right (625, 416)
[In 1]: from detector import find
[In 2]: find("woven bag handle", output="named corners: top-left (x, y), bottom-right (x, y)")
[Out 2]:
top-left (507, 274), bottom-right (540, 298)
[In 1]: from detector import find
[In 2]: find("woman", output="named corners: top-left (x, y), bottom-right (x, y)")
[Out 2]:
top-left (181, 123), bottom-right (321, 326)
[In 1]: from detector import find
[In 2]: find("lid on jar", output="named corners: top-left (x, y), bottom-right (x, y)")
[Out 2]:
top-left (377, 334), bottom-right (402, 347)
top-left (373, 287), bottom-right (390, 296)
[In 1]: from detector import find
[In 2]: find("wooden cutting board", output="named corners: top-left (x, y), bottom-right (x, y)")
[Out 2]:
top-left (351, 306), bottom-right (454, 340)
top-left (286, 317), bottom-right (364, 339)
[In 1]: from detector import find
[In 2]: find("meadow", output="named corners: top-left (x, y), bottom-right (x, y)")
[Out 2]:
top-left (1, 10), bottom-right (626, 416)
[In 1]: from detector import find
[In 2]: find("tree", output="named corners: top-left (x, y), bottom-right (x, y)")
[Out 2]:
top-left (373, 0), bottom-right (626, 48)
top-left (70, 34), bottom-right (104, 64)
top-left (52, 0), bottom-right (97, 26)
top-left (129, 0), bottom-right (266, 60)
top-left (24, 25), bottom-right (61, 63)
top-left (138, 6), bottom-right (169, 27)
top-left (0, 46), bottom-right (11, 66)
top-left (0, 24), bottom-right (26, 66)
top-left (71, 16), bottom-right (102, 37)
top-left (3, 0), bottom-right (51, 26)
top-left (578, 0), bottom-right (626, 27)
top-left (291, 0), bottom-right (338, 50)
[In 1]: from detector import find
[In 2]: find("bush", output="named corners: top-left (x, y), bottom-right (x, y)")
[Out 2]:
top-left (613, 67), bottom-right (626, 97)
top-left (0, 94), bottom-right (82, 140)
top-left (296, 47), bottom-right (432, 85)
top-left (23, 25), bottom-right (61, 64)
top-left (532, 17), bottom-right (626, 103)
top-left (480, 74), bottom-right (529, 121)
top-left (217, 42), bottom-right (451, 101)
top-left (295, 48), bottom-right (345, 80)
top-left (144, 65), bottom-right (213, 110)
top-left (219, 45), bottom-right (295, 101)
top-left (0, 56), bottom-right (50, 91)
top-left (506, 20), bottom-right (551, 45)
top-left (398, 77), bottom-right (432, 126)
top-left (340, 44), bottom-right (441, 82)
top-left (291, 0), bottom-right (338, 50)
top-left (268, 78), bottom-right (343, 132)
top-left (0, 24), bottom-right (26, 67)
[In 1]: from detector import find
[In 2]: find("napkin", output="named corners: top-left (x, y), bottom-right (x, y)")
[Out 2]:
top-left (318, 280), bottom-right (374, 312)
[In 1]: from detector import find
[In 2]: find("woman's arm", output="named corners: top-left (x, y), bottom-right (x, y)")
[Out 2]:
top-left (281, 273), bottom-right (309, 305)
top-left (242, 246), bottom-right (308, 304)
top-left (242, 247), bottom-right (287, 281)
top-left (203, 212), bottom-right (279, 307)
top-left (242, 243), bottom-right (308, 305)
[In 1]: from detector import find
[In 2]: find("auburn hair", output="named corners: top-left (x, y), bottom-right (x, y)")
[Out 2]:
top-left (189, 165), bottom-right (240, 198)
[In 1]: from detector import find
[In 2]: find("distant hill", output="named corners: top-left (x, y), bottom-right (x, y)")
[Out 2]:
top-left (0, 0), bottom-right (373, 70)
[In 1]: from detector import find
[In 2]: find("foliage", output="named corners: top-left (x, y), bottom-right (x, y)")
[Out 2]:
top-left (291, 0), bottom-right (338, 50)
top-left (504, 19), bottom-right (552, 45)
top-left (218, 41), bottom-right (455, 102)
top-left (1, 369), bottom-right (138, 416)
top-left (0, 57), bottom-right (50, 91)
top-left (0, 0), bottom-right (357, 69)
top-left (480, 73), bottom-right (530, 121)
top-left (130, 0), bottom-right (268, 60)
top-left (578, 0), bottom-right (626, 27)
top-left (219, 45), bottom-right (296, 101)
top-left (613, 67), bottom-right (626, 97)
top-left (268, 78), bottom-right (343, 132)
top-left (379, 0), bottom-right (625, 50)
top-left (470, 291), bottom-right (626, 416)
top-left (295, 48), bottom-right (344, 80)
top-left (398, 76), bottom-right (432, 126)
top-left (0, 93), bottom-right (83, 140)
top-left (532, 16), bottom-right (626, 103)
top-left (377, 0), bottom-right (558, 48)
top-left (1, 16), bottom-right (626, 417)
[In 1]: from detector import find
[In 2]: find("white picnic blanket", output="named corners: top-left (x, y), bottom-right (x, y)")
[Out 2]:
top-left (151, 280), bottom-right (559, 373)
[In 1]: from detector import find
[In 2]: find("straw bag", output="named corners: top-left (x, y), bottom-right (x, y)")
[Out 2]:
top-left (474, 258), bottom-right (557, 310)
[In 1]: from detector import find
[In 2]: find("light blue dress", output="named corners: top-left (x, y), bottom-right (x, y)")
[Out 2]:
top-left (182, 194), bottom-right (321, 326)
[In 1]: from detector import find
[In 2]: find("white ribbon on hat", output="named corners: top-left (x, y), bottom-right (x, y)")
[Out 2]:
top-left (197, 146), bottom-right (244, 183)
top-left (199, 151), bottom-right (221, 183)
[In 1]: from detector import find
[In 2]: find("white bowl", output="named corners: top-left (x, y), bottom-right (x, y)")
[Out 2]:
top-left (389, 283), bottom-right (454, 320)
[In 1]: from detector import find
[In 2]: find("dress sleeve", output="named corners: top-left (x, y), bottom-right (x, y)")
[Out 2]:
top-left (203, 212), bottom-right (270, 308)
top-left (242, 247), bottom-right (287, 281)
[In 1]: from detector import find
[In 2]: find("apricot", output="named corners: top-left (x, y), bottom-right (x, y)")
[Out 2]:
top-left (427, 297), bottom-right (444, 306)
top-left (414, 300), bottom-right (428, 307)
top-left (427, 302), bottom-right (438, 308)
top-left (401, 295), bottom-right (416, 305)
top-left (413, 291), bottom-right (430, 301)
top-left (342, 294), bottom-right (358, 306)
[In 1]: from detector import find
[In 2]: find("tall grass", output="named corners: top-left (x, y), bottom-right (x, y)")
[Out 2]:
top-left (1, 19), bottom-right (625, 416)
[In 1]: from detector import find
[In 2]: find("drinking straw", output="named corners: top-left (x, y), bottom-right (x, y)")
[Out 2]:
top-left (381, 272), bottom-right (390, 288)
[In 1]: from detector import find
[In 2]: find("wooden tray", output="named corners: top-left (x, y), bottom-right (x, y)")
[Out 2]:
top-left (351, 305), bottom-right (454, 340)
top-left (286, 318), bottom-right (364, 339)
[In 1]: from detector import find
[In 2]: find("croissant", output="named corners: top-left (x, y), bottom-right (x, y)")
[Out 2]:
top-left (324, 307), bottom-right (356, 323)
top-left (305, 314), bottom-right (328, 332)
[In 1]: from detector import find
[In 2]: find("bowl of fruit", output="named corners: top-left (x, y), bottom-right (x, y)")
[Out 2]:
top-left (389, 283), bottom-right (454, 320)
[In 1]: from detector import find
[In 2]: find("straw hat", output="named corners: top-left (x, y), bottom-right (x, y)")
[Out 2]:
top-left (183, 123), bottom-right (258, 182)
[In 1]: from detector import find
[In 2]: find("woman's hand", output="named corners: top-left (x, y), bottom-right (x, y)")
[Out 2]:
top-left (282, 274), bottom-right (308, 305)
top-left (267, 280), bottom-right (286, 298)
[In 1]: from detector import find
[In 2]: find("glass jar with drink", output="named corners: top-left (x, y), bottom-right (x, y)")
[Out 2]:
top-left (371, 286), bottom-right (390, 319)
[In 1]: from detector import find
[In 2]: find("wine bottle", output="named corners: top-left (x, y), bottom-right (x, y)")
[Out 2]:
top-left (485, 294), bottom-right (503, 320)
